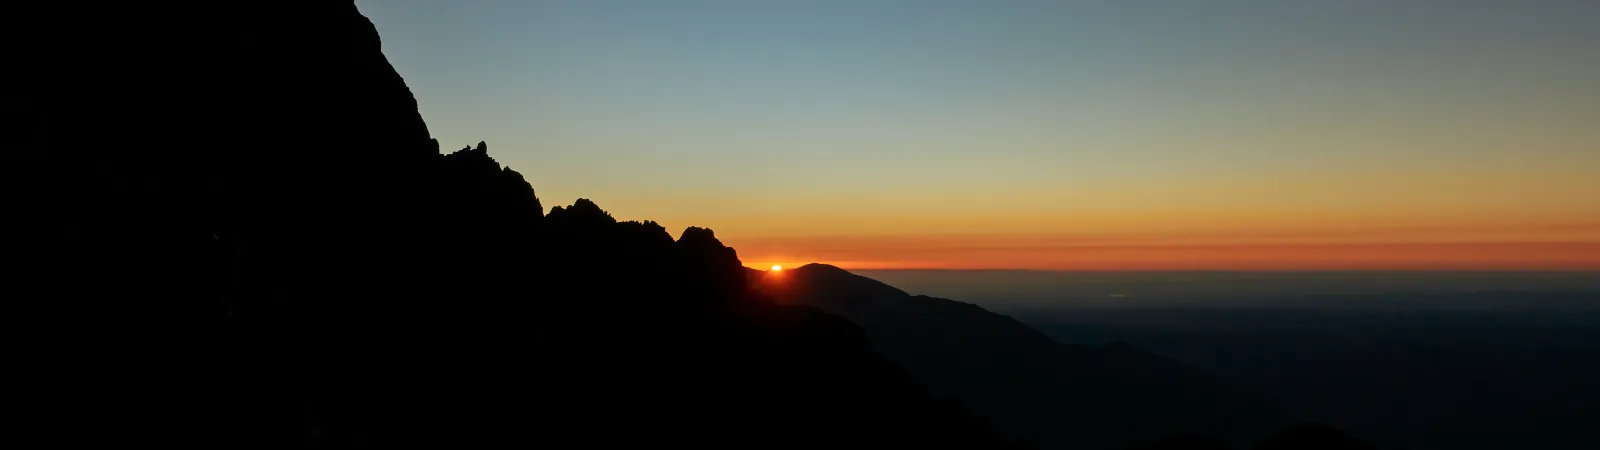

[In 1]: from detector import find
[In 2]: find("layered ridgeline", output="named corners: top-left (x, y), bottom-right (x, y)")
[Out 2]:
top-left (755, 264), bottom-right (1375, 450)
top-left (8, 1), bottom-right (1010, 448)
top-left (8, 2), bottom-right (1377, 449)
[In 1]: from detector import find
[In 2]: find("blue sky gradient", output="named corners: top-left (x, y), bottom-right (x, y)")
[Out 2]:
top-left (357, 0), bottom-right (1599, 269)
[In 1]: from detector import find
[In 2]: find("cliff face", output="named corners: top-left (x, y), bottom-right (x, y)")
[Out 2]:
top-left (8, 2), bottom-right (1011, 449)
top-left (9, 3), bottom-right (448, 447)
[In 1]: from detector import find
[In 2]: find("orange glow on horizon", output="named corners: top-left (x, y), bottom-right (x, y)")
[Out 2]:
top-left (732, 228), bottom-right (1600, 271)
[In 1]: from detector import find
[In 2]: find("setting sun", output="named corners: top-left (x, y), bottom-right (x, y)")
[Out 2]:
top-left (770, 265), bottom-right (783, 271)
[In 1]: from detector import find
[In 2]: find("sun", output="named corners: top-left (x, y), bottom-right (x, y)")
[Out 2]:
top-left (770, 265), bottom-right (783, 271)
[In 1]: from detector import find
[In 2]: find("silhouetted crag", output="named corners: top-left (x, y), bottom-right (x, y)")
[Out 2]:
top-left (756, 264), bottom-right (1375, 450)
top-left (8, 2), bottom-right (1012, 448)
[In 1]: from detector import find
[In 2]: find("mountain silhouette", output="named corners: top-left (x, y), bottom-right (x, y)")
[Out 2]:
top-left (9, 2), bottom-right (1016, 448)
top-left (6, 2), bottom-right (1389, 449)
top-left (755, 264), bottom-right (1375, 450)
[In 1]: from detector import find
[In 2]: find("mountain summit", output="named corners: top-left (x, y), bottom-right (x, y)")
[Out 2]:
top-left (10, 2), bottom-right (1011, 448)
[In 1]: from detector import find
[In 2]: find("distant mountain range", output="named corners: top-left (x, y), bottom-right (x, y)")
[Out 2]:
top-left (755, 264), bottom-right (1373, 450)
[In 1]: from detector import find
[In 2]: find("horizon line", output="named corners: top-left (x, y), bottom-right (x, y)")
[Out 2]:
top-left (747, 264), bottom-right (1600, 273)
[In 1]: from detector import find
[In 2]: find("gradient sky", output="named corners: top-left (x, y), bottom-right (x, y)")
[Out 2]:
top-left (358, 0), bottom-right (1600, 270)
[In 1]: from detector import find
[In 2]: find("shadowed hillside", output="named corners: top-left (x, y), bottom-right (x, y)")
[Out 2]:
top-left (7, 2), bottom-right (1011, 448)
top-left (755, 264), bottom-right (1375, 450)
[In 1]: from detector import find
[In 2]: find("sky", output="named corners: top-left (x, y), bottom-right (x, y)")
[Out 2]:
top-left (357, 0), bottom-right (1600, 270)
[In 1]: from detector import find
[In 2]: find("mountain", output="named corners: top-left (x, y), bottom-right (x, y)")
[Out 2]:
top-left (755, 263), bottom-right (1361, 450)
top-left (8, 2), bottom-right (1014, 448)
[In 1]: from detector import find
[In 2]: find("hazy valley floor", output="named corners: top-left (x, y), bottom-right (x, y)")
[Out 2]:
top-left (857, 270), bottom-right (1600, 450)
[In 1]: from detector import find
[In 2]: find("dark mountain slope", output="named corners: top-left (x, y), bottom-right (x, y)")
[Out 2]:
top-left (8, 2), bottom-right (1011, 448)
top-left (755, 264), bottom-right (1293, 450)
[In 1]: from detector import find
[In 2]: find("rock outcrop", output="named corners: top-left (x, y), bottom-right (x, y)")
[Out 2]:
top-left (8, 2), bottom-right (1012, 449)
